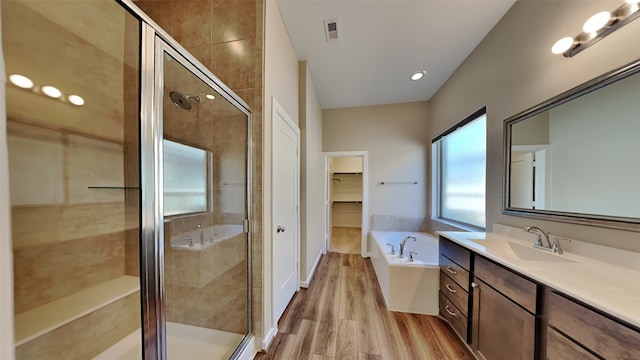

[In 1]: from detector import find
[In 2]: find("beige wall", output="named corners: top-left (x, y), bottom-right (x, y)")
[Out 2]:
top-left (263, 0), bottom-right (300, 347)
top-left (298, 61), bottom-right (324, 286)
top-left (323, 101), bottom-right (429, 219)
top-left (429, 0), bottom-right (640, 252)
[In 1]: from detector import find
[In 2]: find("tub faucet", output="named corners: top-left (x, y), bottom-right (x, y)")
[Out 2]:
top-left (400, 235), bottom-right (416, 257)
top-left (197, 224), bottom-right (204, 245)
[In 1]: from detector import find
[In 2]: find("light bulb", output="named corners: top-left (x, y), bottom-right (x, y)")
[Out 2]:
top-left (551, 37), bottom-right (576, 55)
top-left (582, 11), bottom-right (612, 33)
top-left (68, 95), bottom-right (85, 106)
top-left (9, 74), bottom-right (34, 89)
top-left (411, 71), bottom-right (426, 81)
top-left (41, 85), bottom-right (62, 98)
top-left (205, 94), bottom-right (215, 100)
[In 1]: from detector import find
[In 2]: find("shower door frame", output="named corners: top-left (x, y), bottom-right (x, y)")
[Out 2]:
top-left (136, 8), bottom-right (254, 359)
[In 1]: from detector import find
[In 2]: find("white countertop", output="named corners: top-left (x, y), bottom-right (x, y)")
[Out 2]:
top-left (438, 230), bottom-right (640, 329)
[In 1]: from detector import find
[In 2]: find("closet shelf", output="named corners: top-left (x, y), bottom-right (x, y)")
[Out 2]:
top-left (14, 275), bottom-right (140, 346)
top-left (332, 194), bottom-right (363, 203)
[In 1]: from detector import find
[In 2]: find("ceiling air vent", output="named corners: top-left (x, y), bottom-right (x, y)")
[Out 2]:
top-left (324, 18), bottom-right (339, 42)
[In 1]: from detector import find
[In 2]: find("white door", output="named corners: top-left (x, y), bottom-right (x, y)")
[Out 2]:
top-left (272, 98), bottom-right (300, 323)
top-left (511, 152), bottom-right (534, 208)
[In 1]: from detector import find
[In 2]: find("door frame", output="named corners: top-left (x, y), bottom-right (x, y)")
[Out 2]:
top-left (323, 151), bottom-right (370, 257)
top-left (270, 97), bottom-right (300, 325)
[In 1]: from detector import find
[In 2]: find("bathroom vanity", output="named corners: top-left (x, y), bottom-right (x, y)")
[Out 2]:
top-left (437, 228), bottom-right (640, 360)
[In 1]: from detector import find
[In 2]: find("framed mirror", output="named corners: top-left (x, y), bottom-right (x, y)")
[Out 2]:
top-left (503, 58), bottom-right (640, 231)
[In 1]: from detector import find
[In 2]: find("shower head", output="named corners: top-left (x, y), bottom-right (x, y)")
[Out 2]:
top-left (169, 91), bottom-right (201, 110)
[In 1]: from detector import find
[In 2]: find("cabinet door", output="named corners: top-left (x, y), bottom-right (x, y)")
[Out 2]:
top-left (472, 279), bottom-right (535, 360)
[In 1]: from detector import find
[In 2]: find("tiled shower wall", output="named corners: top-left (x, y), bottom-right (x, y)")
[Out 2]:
top-left (136, 0), bottom-right (265, 341)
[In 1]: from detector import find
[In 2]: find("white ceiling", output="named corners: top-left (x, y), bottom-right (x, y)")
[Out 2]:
top-left (277, 0), bottom-right (516, 109)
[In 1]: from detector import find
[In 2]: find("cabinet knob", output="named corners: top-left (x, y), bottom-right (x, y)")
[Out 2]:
top-left (471, 282), bottom-right (478, 288)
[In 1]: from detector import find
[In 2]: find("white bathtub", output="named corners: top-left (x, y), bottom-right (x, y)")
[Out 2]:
top-left (370, 231), bottom-right (439, 315)
top-left (170, 224), bottom-right (244, 250)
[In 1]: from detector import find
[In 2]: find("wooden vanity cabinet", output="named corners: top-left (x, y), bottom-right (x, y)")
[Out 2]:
top-left (471, 256), bottom-right (537, 360)
top-left (438, 236), bottom-right (640, 360)
top-left (546, 290), bottom-right (640, 360)
top-left (439, 237), bottom-right (472, 343)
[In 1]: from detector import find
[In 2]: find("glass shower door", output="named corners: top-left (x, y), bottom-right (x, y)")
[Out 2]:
top-left (156, 43), bottom-right (251, 359)
top-left (3, 1), bottom-right (143, 359)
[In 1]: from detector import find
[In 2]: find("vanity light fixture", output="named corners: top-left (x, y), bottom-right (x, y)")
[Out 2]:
top-left (8, 74), bottom-right (34, 89)
top-left (552, 1), bottom-right (640, 57)
top-left (411, 70), bottom-right (427, 81)
top-left (582, 11), bottom-right (613, 33)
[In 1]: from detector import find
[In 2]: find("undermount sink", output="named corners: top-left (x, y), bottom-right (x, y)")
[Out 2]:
top-left (468, 239), bottom-right (578, 263)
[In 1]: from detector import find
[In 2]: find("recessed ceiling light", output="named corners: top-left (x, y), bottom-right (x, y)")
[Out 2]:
top-left (9, 74), bottom-right (34, 89)
top-left (68, 95), bottom-right (85, 106)
top-left (582, 11), bottom-right (612, 33)
top-left (551, 37), bottom-right (576, 54)
top-left (205, 94), bottom-right (215, 100)
top-left (41, 85), bottom-right (62, 98)
top-left (411, 71), bottom-right (427, 81)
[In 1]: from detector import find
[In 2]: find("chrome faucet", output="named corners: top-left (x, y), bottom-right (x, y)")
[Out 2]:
top-left (399, 235), bottom-right (416, 257)
top-left (525, 226), bottom-right (561, 253)
top-left (197, 224), bottom-right (204, 245)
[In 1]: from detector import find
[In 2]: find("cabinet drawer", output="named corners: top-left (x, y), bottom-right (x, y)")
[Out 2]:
top-left (440, 237), bottom-right (471, 270)
top-left (548, 291), bottom-right (640, 359)
top-left (474, 256), bottom-right (536, 313)
top-left (546, 327), bottom-right (598, 360)
top-left (439, 291), bottom-right (468, 342)
top-left (439, 271), bottom-right (469, 317)
top-left (439, 254), bottom-right (469, 289)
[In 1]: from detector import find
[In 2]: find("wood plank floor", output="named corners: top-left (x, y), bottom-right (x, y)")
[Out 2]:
top-left (254, 252), bottom-right (473, 360)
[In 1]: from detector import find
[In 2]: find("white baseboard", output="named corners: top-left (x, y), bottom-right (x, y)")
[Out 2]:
top-left (237, 336), bottom-right (256, 360)
top-left (262, 326), bottom-right (278, 350)
top-left (300, 250), bottom-right (323, 288)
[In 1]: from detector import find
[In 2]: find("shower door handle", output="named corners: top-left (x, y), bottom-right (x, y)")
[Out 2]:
top-left (277, 225), bottom-right (286, 233)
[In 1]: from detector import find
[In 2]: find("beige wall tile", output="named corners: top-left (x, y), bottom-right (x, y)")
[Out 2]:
top-left (14, 231), bottom-right (125, 313)
top-left (15, 292), bottom-right (139, 360)
top-left (172, 1), bottom-right (212, 48)
top-left (211, 0), bottom-right (256, 43)
top-left (12, 203), bottom-right (126, 248)
top-left (166, 261), bottom-right (247, 333)
top-left (210, 38), bottom-right (256, 90)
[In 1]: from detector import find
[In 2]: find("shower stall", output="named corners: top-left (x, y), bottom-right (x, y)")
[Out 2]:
top-left (3, 0), bottom-right (252, 359)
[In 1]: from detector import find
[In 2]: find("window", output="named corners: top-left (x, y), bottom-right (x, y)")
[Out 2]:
top-left (163, 140), bottom-right (210, 216)
top-left (432, 109), bottom-right (486, 229)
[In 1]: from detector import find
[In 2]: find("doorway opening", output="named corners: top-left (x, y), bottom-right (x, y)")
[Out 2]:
top-left (323, 151), bottom-right (369, 257)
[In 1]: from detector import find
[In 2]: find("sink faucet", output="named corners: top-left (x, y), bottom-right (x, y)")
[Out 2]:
top-left (525, 226), bottom-right (558, 252)
top-left (400, 235), bottom-right (416, 257)
top-left (197, 224), bottom-right (204, 245)
top-left (525, 226), bottom-right (550, 247)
